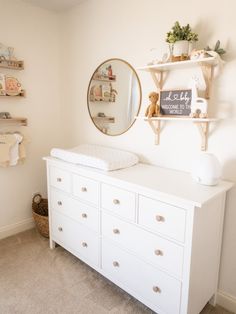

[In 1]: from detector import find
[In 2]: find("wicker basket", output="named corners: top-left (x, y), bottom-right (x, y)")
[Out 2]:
top-left (32, 194), bottom-right (49, 238)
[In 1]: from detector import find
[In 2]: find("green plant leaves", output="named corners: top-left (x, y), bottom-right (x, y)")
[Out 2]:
top-left (166, 21), bottom-right (198, 43)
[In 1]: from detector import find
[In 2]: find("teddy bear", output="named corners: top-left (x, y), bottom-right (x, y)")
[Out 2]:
top-left (145, 91), bottom-right (160, 118)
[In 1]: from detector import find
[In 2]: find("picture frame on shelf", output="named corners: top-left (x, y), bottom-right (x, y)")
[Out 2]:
top-left (160, 89), bottom-right (192, 116)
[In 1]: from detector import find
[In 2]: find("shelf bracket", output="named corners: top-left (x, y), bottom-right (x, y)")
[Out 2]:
top-left (200, 64), bottom-right (213, 99)
top-left (194, 121), bottom-right (209, 151)
top-left (147, 119), bottom-right (161, 145)
top-left (150, 70), bottom-right (164, 90)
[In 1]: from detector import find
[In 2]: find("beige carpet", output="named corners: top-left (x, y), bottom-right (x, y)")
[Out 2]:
top-left (0, 229), bottom-right (233, 314)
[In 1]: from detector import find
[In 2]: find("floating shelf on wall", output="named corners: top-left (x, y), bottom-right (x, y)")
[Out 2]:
top-left (0, 90), bottom-right (26, 98)
top-left (92, 74), bottom-right (116, 82)
top-left (0, 117), bottom-right (27, 126)
top-left (136, 116), bottom-right (219, 151)
top-left (90, 96), bottom-right (115, 103)
top-left (137, 56), bottom-right (217, 98)
top-left (0, 59), bottom-right (24, 70)
top-left (93, 116), bottom-right (115, 123)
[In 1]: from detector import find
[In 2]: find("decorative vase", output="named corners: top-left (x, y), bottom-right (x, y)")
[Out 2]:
top-left (172, 40), bottom-right (189, 57)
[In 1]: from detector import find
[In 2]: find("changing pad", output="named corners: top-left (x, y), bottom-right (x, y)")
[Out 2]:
top-left (50, 144), bottom-right (139, 171)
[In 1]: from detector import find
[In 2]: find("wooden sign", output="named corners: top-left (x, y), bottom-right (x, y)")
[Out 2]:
top-left (160, 89), bottom-right (192, 116)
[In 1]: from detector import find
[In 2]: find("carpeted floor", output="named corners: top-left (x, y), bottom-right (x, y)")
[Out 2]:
top-left (0, 229), bottom-right (234, 314)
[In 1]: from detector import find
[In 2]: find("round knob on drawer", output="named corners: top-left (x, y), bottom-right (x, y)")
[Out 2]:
top-left (152, 286), bottom-right (161, 293)
top-left (113, 199), bottom-right (120, 205)
top-left (82, 213), bottom-right (87, 218)
top-left (113, 228), bottom-right (120, 234)
top-left (57, 201), bottom-right (62, 206)
top-left (57, 178), bottom-right (62, 182)
top-left (82, 242), bottom-right (88, 248)
top-left (113, 261), bottom-right (119, 267)
top-left (156, 215), bottom-right (165, 222)
top-left (58, 227), bottom-right (63, 232)
top-left (154, 249), bottom-right (163, 256)
top-left (81, 187), bottom-right (87, 192)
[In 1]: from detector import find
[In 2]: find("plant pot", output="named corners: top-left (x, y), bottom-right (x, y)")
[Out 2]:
top-left (172, 40), bottom-right (189, 57)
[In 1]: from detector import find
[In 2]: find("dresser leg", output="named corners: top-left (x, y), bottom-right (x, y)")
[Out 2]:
top-left (49, 238), bottom-right (56, 249)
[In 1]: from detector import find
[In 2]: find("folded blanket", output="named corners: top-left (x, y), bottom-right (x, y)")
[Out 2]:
top-left (50, 144), bottom-right (139, 171)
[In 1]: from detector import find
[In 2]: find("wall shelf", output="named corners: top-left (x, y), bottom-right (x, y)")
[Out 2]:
top-left (0, 59), bottom-right (24, 70)
top-left (137, 56), bottom-right (217, 98)
top-left (90, 96), bottom-right (115, 102)
top-left (93, 116), bottom-right (115, 123)
top-left (136, 116), bottom-right (219, 151)
top-left (92, 74), bottom-right (116, 82)
top-left (0, 90), bottom-right (26, 97)
top-left (0, 117), bottom-right (27, 126)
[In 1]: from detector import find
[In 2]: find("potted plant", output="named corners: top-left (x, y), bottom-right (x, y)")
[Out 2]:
top-left (166, 21), bottom-right (198, 60)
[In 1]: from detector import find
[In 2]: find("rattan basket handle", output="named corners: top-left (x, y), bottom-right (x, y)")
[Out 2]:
top-left (33, 193), bottom-right (42, 204)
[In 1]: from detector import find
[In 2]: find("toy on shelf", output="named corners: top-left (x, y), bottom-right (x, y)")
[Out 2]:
top-left (0, 73), bottom-right (23, 96)
top-left (145, 92), bottom-right (160, 118)
top-left (189, 98), bottom-right (208, 118)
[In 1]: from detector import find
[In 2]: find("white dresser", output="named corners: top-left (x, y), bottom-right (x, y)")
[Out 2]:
top-left (44, 157), bottom-right (233, 314)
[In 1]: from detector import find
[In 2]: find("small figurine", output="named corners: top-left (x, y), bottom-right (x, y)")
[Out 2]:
top-left (106, 65), bottom-right (113, 78)
top-left (145, 92), bottom-right (160, 118)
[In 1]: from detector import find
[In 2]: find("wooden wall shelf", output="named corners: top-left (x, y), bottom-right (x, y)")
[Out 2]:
top-left (93, 116), bottom-right (115, 123)
top-left (0, 60), bottom-right (24, 70)
top-left (0, 117), bottom-right (27, 126)
top-left (136, 116), bottom-right (219, 151)
top-left (92, 74), bottom-right (116, 82)
top-left (0, 90), bottom-right (26, 97)
top-left (90, 96), bottom-right (115, 103)
top-left (137, 56), bottom-right (216, 99)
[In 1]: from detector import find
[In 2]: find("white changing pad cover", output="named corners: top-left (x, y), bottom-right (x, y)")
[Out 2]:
top-left (50, 144), bottom-right (139, 171)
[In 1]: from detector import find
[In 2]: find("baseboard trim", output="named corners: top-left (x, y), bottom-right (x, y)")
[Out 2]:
top-left (217, 290), bottom-right (236, 313)
top-left (0, 218), bottom-right (35, 240)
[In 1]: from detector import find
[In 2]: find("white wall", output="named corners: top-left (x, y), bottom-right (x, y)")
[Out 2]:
top-left (61, 0), bottom-right (236, 309)
top-left (0, 0), bottom-right (65, 237)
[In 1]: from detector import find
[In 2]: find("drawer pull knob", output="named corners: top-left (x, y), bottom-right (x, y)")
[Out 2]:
top-left (57, 178), bottom-right (62, 182)
top-left (81, 187), bottom-right (87, 192)
top-left (113, 199), bottom-right (120, 205)
top-left (82, 242), bottom-right (88, 248)
top-left (156, 215), bottom-right (165, 222)
top-left (113, 228), bottom-right (120, 234)
top-left (153, 286), bottom-right (161, 293)
top-left (58, 227), bottom-right (63, 232)
top-left (82, 213), bottom-right (87, 218)
top-left (154, 249), bottom-right (163, 256)
top-left (57, 201), bottom-right (62, 206)
top-left (113, 261), bottom-right (119, 267)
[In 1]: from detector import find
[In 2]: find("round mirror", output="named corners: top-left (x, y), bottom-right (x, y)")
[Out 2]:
top-left (87, 58), bottom-right (141, 136)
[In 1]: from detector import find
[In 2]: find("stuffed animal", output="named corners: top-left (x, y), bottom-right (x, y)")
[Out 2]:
top-left (145, 92), bottom-right (160, 118)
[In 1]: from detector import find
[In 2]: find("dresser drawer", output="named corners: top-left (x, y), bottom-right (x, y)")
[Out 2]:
top-left (139, 196), bottom-right (186, 242)
top-left (101, 184), bottom-right (136, 221)
top-left (102, 211), bottom-right (183, 277)
top-left (49, 166), bottom-right (71, 193)
top-left (102, 239), bottom-right (181, 314)
top-left (72, 174), bottom-right (99, 206)
top-left (50, 189), bottom-right (99, 233)
top-left (51, 211), bottom-right (99, 266)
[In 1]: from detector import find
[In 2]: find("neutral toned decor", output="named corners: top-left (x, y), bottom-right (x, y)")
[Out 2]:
top-left (44, 156), bottom-right (233, 314)
top-left (166, 22), bottom-right (198, 61)
top-left (137, 55), bottom-right (219, 150)
top-left (87, 58), bottom-right (141, 136)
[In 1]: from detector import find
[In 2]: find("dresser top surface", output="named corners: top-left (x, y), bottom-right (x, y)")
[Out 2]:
top-left (44, 157), bottom-right (233, 208)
